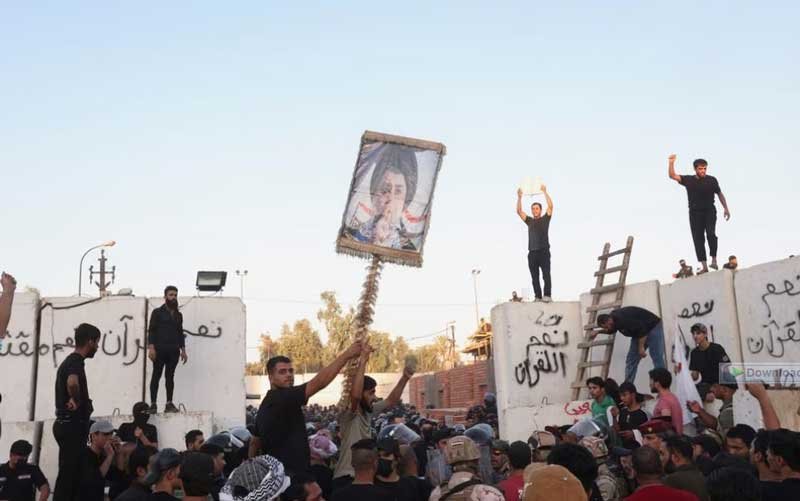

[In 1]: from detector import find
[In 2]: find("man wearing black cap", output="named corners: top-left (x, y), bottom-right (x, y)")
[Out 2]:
top-left (78, 420), bottom-right (118, 501)
top-left (180, 452), bottom-right (217, 501)
top-left (199, 442), bottom-right (226, 501)
top-left (52, 322), bottom-right (101, 501)
top-left (118, 402), bottom-right (159, 449)
top-left (332, 343), bottom-right (413, 490)
top-left (687, 323), bottom-right (730, 400)
top-left (144, 448), bottom-right (183, 500)
top-left (0, 440), bottom-right (50, 501)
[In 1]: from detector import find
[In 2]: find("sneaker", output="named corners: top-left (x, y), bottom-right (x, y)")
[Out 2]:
top-left (710, 262), bottom-right (719, 270)
top-left (164, 402), bottom-right (179, 413)
top-left (533, 297), bottom-right (542, 303)
top-left (148, 403), bottom-right (158, 414)
top-left (543, 296), bottom-right (553, 303)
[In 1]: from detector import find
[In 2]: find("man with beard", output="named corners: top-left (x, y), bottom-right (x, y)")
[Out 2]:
top-left (649, 368), bottom-right (684, 434)
top-left (148, 285), bottom-right (187, 414)
top-left (332, 343), bottom-right (414, 491)
top-left (118, 402), bottom-right (159, 449)
top-left (52, 323), bottom-right (101, 501)
top-left (663, 436), bottom-right (709, 501)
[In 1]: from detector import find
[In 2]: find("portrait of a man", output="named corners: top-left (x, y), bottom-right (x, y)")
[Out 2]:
top-left (337, 131), bottom-right (446, 266)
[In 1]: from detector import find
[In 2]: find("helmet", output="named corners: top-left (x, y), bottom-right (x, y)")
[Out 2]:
top-left (444, 435), bottom-right (481, 465)
top-left (579, 436), bottom-right (609, 459)
top-left (567, 417), bottom-right (609, 440)
top-left (206, 431), bottom-right (244, 452)
top-left (377, 423), bottom-right (421, 445)
top-left (483, 392), bottom-right (496, 406)
top-left (464, 423), bottom-right (494, 446)
top-left (452, 424), bottom-right (466, 435)
top-left (228, 426), bottom-right (252, 444)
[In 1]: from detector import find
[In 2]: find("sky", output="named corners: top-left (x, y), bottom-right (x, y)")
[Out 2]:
top-left (2, 2), bottom-right (798, 362)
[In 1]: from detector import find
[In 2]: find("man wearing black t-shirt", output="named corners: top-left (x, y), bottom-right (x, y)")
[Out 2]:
top-left (593, 306), bottom-right (666, 383)
top-left (0, 440), bottom-right (50, 501)
top-left (331, 439), bottom-right (391, 501)
top-left (668, 154), bottom-right (731, 274)
top-left (255, 340), bottom-right (363, 475)
top-left (78, 420), bottom-right (118, 501)
top-left (118, 402), bottom-right (159, 449)
top-left (765, 429), bottom-right (800, 500)
top-left (688, 323), bottom-right (730, 400)
top-left (613, 382), bottom-right (649, 450)
top-left (52, 322), bottom-right (101, 501)
top-left (517, 185), bottom-right (555, 302)
top-left (148, 285), bottom-right (187, 414)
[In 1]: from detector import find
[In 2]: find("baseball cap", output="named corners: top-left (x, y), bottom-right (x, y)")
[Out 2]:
top-left (180, 452), bottom-right (216, 496)
top-left (377, 437), bottom-right (400, 457)
top-left (523, 464), bottom-right (587, 501)
top-left (491, 439), bottom-right (510, 454)
top-left (89, 420), bottom-right (115, 434)
top-left (144, 448), bottom-right (182, 485)
top-left (638, 419), bottom-right (672, 436)
top-left (10, 440), bottom-right (33, 456)
top-left (220, 455), bottom-right (290, 501)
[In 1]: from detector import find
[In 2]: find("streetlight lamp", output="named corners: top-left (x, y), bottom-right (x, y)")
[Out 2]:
top-left (79, 241), bottom-right (116, 296)
top-left (236, 269), bottom-right (249, 299)
top-left (471, 269), bottom-right (481, 329)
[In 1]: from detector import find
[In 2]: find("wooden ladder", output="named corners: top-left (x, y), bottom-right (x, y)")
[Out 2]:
top-left (570, 236), bottom-right (634, 400)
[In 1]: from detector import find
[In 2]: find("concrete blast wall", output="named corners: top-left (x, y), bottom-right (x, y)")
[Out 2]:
top-left (147, 297), bottom-right (246, 430)
top-left (0, 292), bottom-right (40, 422)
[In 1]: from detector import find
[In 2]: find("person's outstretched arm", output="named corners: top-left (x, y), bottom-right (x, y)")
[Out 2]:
top-left (542, 184), bottom-right (553, 216)
top-left (516, 189), bottom-right (527, 222)
top-left (746, 383), bottom-right (780, 430)
top-left (348, 344), bottom-right (373, 412)
top-left (687, 400), bottom-right (718, 429)
top-left (306, 340), bottom-right (363, 399)
top-left (384, 365), bottom-right (415, 408)
top-left (668, 154), bottom-right (681, 183)
top-left (0, 272), bottom-right (17, 338)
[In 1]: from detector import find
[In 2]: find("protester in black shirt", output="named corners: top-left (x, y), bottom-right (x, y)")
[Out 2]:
top-left (148, 285), bottom-right (187, 414)
top-left (398, 444), bottom-right (432, 501)
top-left (613, 382), bottom-right (649, 450)
top-left (179, 453), bottom-right (217, 501)
top-left (765, 429), bottom-right (800, 500)
top-left (115, 446), bottom-right (156, 501)
top-left (118, 402), bottom-right (159, 449)
top-left (594, 306), bottom-right (666, 383)
top-left (255, 341), bottom-right (363, 475)
top-left (331, 439), bottom-right (390, 501)
top-left (143, 449), bottom-right (182, 501)
top-left (78, 420), bottom-right (118, 501)
top-left (516, 185), bottom-right (555, 302)
top-left (52, 322), bottom-right (101, 501)
top-left (687, 323), bottom-right (730, 400)
top-left (0, 440), bottom-right (50, 501)
top-left (374, 438), bottom-right (402, 497)
top-left (668, 154), bottom-right (731, 274)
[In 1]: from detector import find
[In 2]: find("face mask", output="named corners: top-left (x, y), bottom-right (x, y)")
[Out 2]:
top-left (377, 458), bottom-right (394, 477)
top-left (134, 412), bottom-right (149, 424)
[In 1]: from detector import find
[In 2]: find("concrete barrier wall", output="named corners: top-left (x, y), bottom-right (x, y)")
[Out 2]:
top-left (0, 292), bottom-right (40, 421)
top-left (491, 301), bottom-right (582, 439)
top-left (35, 297), bottom-right (147, 420)
top-left (579, 281), bottom-right (662, 392)
top-left (146, 297), bottom-right (247, 430)
top-left (660, 270), bottom-right (742, 365)
top-left (246, 373), bottom-right (411, 408)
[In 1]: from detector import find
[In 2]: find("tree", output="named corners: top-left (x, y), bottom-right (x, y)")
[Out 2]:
top-left (275, 319), bottom-right (324, 374)
top-left (411, 335), bottom-right (457, 372)
top-left (258, 334), bottom-right (278, 368)
top-left (245, 362), bottom-right (264, 375)
top-left (392, 337), bottom-right (410, 371)
top-left (365, 330), bottom-right (394, 372)
top-left (317, 291), bottom-right (355, 365)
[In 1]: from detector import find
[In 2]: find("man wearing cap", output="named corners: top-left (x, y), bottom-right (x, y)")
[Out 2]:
top-left (489, 440), bottom-right (511, 483)
top-left (637, 420), bottom-right (672, 451)
top-left (429, 436), bottom-right (503, 501)
top-left (145, 448), bottom-right (183, 500)
top-left (257, 341), bottom-right (364, 477)
top-left (332, 343), bottom-right (413, 490)
top-left (0, 440), bottom-right (49, 501)
top-left (498, 441), bottom-right (532, 501)
top-left (118, 402), bottom-right (159, 449)
top-left (78, 420), bottom-right (118, 501)
top-left (593, 306), bottom-right (666, 383)
top-left (199, 441), bottom-right (227, 501)
top-left (180, 452), bottom-right (217, 501)
top-left (686, 323), bottom-right (730, 400)
top-left (52, 322), bottom-right (101, 501)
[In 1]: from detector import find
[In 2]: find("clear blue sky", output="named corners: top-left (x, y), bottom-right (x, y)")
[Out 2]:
top-left (2, 2), bottom-right (798, 361)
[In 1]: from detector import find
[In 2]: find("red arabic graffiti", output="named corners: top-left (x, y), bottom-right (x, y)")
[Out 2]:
top-left (563, 401), bottom-right (591, 417)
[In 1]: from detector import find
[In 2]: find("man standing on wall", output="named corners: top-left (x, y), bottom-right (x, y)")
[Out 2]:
top-left (53, 323), bottom-right (101, 501)
top-left (516, 185), bottom-right (554, 302)
top-left (148, 285), bottom-right (187, 414)
top-left (668, 154), bottom-right (731, 274)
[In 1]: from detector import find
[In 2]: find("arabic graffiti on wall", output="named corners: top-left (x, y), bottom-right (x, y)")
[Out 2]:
top-left (514, 312), bottom-right (569, 387)
top-left (746, 276), bottom-right (800, 359)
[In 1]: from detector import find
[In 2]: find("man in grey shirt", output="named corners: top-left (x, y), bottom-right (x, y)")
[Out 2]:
top-left (331, 344), bottom-right (414, 491)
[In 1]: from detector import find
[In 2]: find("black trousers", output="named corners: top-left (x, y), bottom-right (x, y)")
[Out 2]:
top-left (689, 209), bottom-right (717, 262)
top-left (527, 249), bottom-right (552, 298)
top-left (150, 348), bottom-right (180, 403)
top-left (53, 420), bottom-right (89, 501)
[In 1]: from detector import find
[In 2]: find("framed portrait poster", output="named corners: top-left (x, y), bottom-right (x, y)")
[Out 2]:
top-left (336, 131), bottom-right (447, 267)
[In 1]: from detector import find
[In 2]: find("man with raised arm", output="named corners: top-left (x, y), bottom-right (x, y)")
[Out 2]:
top-left (668, 154), bottom-right (731, 274)
top-left (516, 185), bottom-right (554, 302)
top-left (0, 272), bottom-right (16, 340)
top-left (255, 341), bottom-right (364, 475)
top-left (332, 343), bottom-right (414, 491)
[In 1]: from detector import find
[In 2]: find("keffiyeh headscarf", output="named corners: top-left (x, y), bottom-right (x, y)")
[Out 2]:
top-left (309, 433), bottom-right (338, 460)
top-left (219, 455), bottom-right (290, 501)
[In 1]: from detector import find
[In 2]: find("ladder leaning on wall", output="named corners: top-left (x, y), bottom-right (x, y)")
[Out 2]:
top-left (571, 236), bottom-right (635, 400)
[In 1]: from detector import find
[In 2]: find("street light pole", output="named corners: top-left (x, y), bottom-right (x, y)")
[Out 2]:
top-left (471, 269), bottom-right (481, 328)
top-left (78, 241), bottom-right (116, 296)
top-left (236, 269), bottom-right (248, 299)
